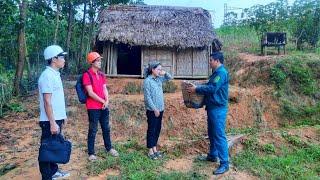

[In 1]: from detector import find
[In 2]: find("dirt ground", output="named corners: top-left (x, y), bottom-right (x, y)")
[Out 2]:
top-left (0, 53), bottom-right (305, 179)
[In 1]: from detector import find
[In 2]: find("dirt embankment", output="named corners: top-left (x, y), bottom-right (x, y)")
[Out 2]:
top-left (0, 53), bottom-right (287, 179)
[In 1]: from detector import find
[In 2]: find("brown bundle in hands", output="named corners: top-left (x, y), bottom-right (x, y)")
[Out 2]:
top-left (181, 81), bottom-right (204, 109)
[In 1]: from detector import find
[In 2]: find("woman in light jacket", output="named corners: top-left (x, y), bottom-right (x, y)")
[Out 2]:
top-left (143, 61), bottom-right (172, 160)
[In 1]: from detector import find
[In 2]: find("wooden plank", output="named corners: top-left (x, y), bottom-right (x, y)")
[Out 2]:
top-left (156, 48), bottom-right (173, 74)
top-left (102, 44), bottom-right (108, 73)
top-left (107, 74), bottom-right (141, 78)
top-left (174, 75), bottom-right (208, 79)
top-left (156, 48), bottom-right (172, 66)
top-left (193, 49), bottom-right (209, 76)
top-left (141, 46), bottom-right (144, 78)
top-left (161, 66), bottom-right (172, 74)
top-left (107, 44), bottom-right (110, 74)
top-left (109, 44), bottom-right (112, 74)
top-left (111, 45), bottom-right (118, 75)
top-left (192, 48), bottom-right (194, 76)
top-left (172, 50), bottom-right (176, 77)
top-left (176, 49), bottom-right (192, 76)
top-left (143, 47), bottom-right (157, 65)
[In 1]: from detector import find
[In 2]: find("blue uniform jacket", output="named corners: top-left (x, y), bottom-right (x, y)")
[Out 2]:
top-left (195, 65), bottom-right (229, 110)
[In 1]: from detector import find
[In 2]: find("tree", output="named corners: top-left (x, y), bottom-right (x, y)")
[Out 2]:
top-left (54, 0), bottom-right (61, 43)
top-left (78, 0), bottom-right (87, 73)
top-left (64, 0), bottom-right (74, 73)
top-left (13, 0), bottom-right (27, 96)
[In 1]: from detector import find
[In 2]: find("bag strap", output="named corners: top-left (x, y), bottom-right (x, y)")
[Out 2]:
top-left (85, 70), bottom-right (93, 85)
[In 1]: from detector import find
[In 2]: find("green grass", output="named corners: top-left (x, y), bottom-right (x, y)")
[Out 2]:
top-left (163, 81), bottom-right (177, 93)
top-left (122, 82), bottom-right (142, 94)
top-left (270, 53), bottom-right (320, 126)
top-left (157, 171), bottom-right (206, 180)
top-left (233, 132), bottom-right (320, 179)
top-left (86, 139), bottom-right (210, 179)
top-left (227, 127), bottom-right (259, 135)
top-left (87, 139), bottom-right (165, 179)
top-left (216, 26), bottom-right (260, 54)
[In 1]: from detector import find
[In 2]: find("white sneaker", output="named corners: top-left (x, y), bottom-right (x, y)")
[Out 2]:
top-left (88, 154), bottom-right (97, 161)
top-left (52, 169), bottom-right (70, 180)
top-left (108, 148), bottom-right (119, 157)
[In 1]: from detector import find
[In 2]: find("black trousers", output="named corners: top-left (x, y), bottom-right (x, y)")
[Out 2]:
top-left (87, 108), bottom-right (112, 155)
top-left (146, 110), bottom-right (163, 148)
top-left (38, 120), bottom-right (64, 180)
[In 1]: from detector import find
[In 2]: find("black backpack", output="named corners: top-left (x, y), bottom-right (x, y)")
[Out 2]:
top-left (75, 71), bottom-right (93, 104)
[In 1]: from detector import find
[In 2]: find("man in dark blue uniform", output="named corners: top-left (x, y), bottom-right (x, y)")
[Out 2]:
top-left (187, 51), bottom-right (229, 175)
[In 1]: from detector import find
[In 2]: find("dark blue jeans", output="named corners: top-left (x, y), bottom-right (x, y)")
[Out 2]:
top-left (207, 107), bottom-right (229, 167)
top-left (38, 120), bottom-right (64, 180)
top-left (146, 110), bottom-right (163, 148)
top-left (87, 108), bottom-right (112, 155)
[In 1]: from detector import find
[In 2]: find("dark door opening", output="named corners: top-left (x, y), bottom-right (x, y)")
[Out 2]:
top-left (117, 44), bottom-right (141, 75)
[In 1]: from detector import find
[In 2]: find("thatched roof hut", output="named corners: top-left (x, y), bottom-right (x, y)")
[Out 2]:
top-left (97, 5), bottom-right (215, 49)
top-left (96, 5), bottom-right (218, 78)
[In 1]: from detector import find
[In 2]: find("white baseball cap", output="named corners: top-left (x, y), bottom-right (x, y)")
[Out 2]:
top-left (43, 45), bottom-right (67, 60)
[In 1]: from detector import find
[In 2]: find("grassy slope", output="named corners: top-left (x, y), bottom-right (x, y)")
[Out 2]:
top-left (219, 26), bottom-right (320, 179)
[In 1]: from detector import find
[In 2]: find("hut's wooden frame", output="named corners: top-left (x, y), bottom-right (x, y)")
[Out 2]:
top-left (97, 5), bottom-right (217, 79)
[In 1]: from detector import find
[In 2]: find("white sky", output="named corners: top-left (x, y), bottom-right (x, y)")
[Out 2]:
top-left (143, 0), bottom-right (294, 28)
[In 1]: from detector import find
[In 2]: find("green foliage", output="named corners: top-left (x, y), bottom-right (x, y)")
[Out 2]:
top-left (122, 82), bottom-right (141, 94)
top-left (261, 144), bottom-right (276, 154)
top-left (3, 102), bottom-right (24, 113)
top-left (224, 0), bottom-right (320, 50)
top-left (216, 26), bottom-right (260, 53)
top-left (270, 64), bottom-right (287, 89)
top-left (227, 127), bottom-right (259, 135)
top-left (163, 81), bottom-right (177, 93)
top-left (270, 54), bottom-right (320, 126)
top-left (87, 140), bottom-right (164, 179)
top-left (157, 171), bottom-right (206, 180)
top-left (0, 71), bottom-right (15, 117)
top-left (87, 155), bottom-right (119, 175)
top-left (234, 133), bottom-right (320, 179)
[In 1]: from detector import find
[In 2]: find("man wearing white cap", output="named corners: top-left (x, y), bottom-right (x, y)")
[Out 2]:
top-left (38, 45), bottom-right (70, 179)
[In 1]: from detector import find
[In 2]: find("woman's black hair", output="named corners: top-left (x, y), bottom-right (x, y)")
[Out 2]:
top-left (144, 61), bottom-right (161, 78)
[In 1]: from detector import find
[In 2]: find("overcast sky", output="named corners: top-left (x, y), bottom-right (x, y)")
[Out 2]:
top-left (143, 0), bottom-right (294, 28)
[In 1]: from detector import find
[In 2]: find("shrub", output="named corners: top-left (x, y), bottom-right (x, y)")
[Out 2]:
top-left (270, 54), bottom-right (320, 126)
top-left (163, 81), bottom-right (177, 93)
top-left (122, 82), bottom-right (141, 94)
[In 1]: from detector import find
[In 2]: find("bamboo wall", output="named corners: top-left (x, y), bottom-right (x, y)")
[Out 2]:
top-left (143, 47), bottom-right (209, 78)
top-left (102, 43), bottom-right (210, 78)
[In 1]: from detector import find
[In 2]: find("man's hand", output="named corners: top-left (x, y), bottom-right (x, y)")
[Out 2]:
top-left (50, 121), bottom-right (59, 135)
top-left (154, 109), bottom-right (160, 117)
top-left (186, 84), bottom-right (196, 93)
top-left (102, 101), bottom-right (109, 110)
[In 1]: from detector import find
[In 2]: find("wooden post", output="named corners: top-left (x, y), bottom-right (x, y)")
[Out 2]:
top-left (141, 47), bottom-right (144, 78)
top-left (191, 48), bottom-right (194, 77)
top-left (173, 50), bottom-right (176, 76)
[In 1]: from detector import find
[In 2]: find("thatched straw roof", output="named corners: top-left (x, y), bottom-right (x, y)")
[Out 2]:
top-left (97, 5), bottom-right (215, 49)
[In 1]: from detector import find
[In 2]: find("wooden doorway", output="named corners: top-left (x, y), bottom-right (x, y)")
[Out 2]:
top-left (117, 43), bottom-right (141, 75)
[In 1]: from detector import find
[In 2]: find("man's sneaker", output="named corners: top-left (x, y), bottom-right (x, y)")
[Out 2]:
top-left (154, 151), bottom-right (163, 158)
top-left (148, 153), bottom-right (158, 160)
top-left (197, 154), bottom-right (218, 162)
top-left (108, 148), bottom-right (119, 157)
top-left (214, 165), bottom-right (229, 175)
top-left (52, 169), bottom-right (70, 180)
top-left (88, 154), bottom-right (97, 161)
